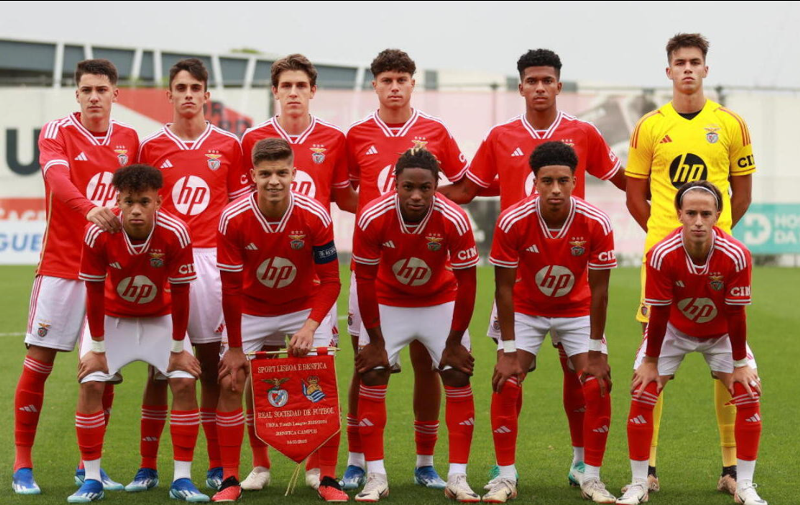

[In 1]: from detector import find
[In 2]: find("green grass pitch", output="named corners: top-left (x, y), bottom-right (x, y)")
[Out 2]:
top-left (0, 264), bottom-right (797, 504)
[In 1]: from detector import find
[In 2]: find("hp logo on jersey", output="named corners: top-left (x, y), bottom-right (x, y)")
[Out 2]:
top-left (392, 257), bottom-right (432, 286)
top-left (86, 172), bottom-right (118, 207)
top-left (257, 257), bottom-right (297, 289)
top-left (669, 153), bottom-right (708, 189)
top-left (535, 265), bottom-right (575, 297)
top-left (677, 297), bottom-right (717, 324)
top-left (173, 176), bottom-right (210, 215)
top-left (291, 170), bottom-right (317, 198)
top-left (117, 276), bottom-right (158, 304)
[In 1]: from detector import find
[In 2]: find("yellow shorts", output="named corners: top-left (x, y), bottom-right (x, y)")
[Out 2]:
top-left (636, 255), bottom-right (650, 324)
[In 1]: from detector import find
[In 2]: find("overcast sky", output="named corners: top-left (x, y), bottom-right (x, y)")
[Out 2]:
top-left (3, 1), bottom-right (800, 88)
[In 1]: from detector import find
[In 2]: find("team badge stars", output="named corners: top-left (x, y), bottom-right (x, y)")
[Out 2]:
top-left (114, 146), bottom-right (129, 166)
top-left (302, 376), bottom-right (326, 403)
top-left (705, 125), bottom-right (721, 144)
top-left (289, 232), bottom-right (306, 250)
top-left (264, 378), bottom-right (290, 408)
top-left (708, 273), bottom-right (725, 291)
top-left (206, 150), bottom-right (222, 170)
top-left (310, 145), bottom-right (326, 164)
top-left (570, 238), bottom-right (587, 256)
top-left (426, 235), bottom-right (444, 252)
top-left (561, 138), bottom-right (575, 147)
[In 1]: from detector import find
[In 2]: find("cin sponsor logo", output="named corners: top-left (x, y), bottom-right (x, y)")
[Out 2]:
top-left (291, 170), bottom-right (317, 198)
top-left (669, 153), bottom-right (708, 188)
top-left (457, 246), bottom-right (478, 262)
top-left (117, 276), bottom-right (157, 304)
top-left (86, 172), bottom-right (118, 207)
top-left (730, 286), bottom-right (751, 298)
top-left (599, 251), bottom-right (616, 262)
top-left (256, 257), bottom-right (297, 288)
top-left (173, 176), bottom-right (210, 215)
top-left (392, 257), bottom-right (431, 286)
top-left (534, 265), bottom-right (575, 297)
top-left (377, 165), bottom-right (396, 195)
top-left (677, 297), bottom-right (717, 323)
top-left (178, 264), bottom-right (195, 275)
top-left (737, 154), bottom-right (755, 169)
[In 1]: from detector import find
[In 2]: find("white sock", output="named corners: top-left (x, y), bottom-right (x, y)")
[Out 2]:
top-left (572, 446), bottom-right (584, 465)
top-left (737, 459), bottom-right (756, 484)
top-left (498, 464), bottom-right (516, 480)
top-left (366, 459), bottom-right (386, 475)
top-left (630, 459), bottom-right (649, 482)
top-left (84, 459), bottom-right (101, 482)
top-left (348, 452), bottom-right (366, 469)
top-left (448, 463), bottom-right (467, 477)
top-left (584, 464), bottom-right (600, 481)
top-left (416, 454), bottom-right (434, 468)
top-left (173, 460), bottom-right (192, 482)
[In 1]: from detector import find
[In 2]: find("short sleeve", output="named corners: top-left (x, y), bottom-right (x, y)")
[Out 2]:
top-left (625, 116), bottom-right (655, 179)
top-left (489, 217), bottom-right (520, 269)
top-left (644, 249), bottom-right (673, 306)
top-left (438, 128), bottom-right (468, 184)
top-left (725, 248), bottom-right (752, 306)
top-left (723, 110), bottom-right (756, 176)
top-left (79, 226), bottom-right (108, 282)
top-left (346, 133), bottom-right (361, 184)
top-left (588, 219), bottom-right (617, 270)
top-left (447, 210), bottom-right (478, 270)
top-left (331, 136), bottom-right (351, 189)
top-left (217, 220), bottom-right (244, 272)
top-left (38, 122), bottom-right (69, 177)
top-left (226, 138), bottom-right (251, 200)
top-left (585, 124), bottom-right (621, 181)
top-left (167, 232), bottom-right (197, 284)
top-left (465, 130), bottom-right (497, 188)
top-left (352, 211), bottom-right (382, 266)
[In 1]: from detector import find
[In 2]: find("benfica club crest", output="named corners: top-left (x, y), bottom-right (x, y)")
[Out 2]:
top-left (37, 323), bottom-right (50, 338)
top-left (709, 273), bottom-right (725, 291)
top-left (302, 376), bottom-right (326, 403)
top-left (310, 145), bottom-right (326, 164)
top-left (426, 235), bottom-right (443, 252)
top-left (561, 138), bottom-right (575, 147)
top-left (705, 126), bottom-right (720, 144)
top-left (289, 233), bottom-right (306, 250)
top-left (570, 238), bottom-right (587, 256)
top-left (149, 252), bottom-right (165, 268)
top-left (115, 147), bottom-right (129, 166)
top-left (206, 152), bottom-right (222, 170)
top-left (263, 377), bottom-right (290, 408)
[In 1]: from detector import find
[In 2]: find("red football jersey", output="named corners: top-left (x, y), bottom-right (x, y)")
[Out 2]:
top-left (466, 112), bottom-right (620, 210)
top-left (241, 116), bottom-right (350, 210)
top-left (217, 192), bottom-right (335, 316)
top-left (353, 192), bottom-right (478, 307)
top-left (79, 210), bottom-right (196, 318)
top-left (645, 227), bottom-right (752, 338)
top-left (346, 109), bottom-right (468, 211)
top-left (38, 113), bottom-right (139, 279)
top-left (490, 196), bottom-right (617, 318)
top-left (137, 123), bottom-right (249, 248)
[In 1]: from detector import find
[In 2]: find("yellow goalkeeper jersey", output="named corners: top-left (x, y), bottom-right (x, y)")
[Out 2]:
top-left (626, 99), bottom-right (755, 251)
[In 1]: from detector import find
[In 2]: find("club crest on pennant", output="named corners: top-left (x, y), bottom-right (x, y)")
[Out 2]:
top-left (310, 145), bottom-right (326, 164)
top-left (289, 233), bottom-right (306, 250)
top-left (37, 323), bottom-right (50, 338)
top-left (206, 152), bottom-right (222, 170)
top-left (149, 252), bottom-right (165, 268)
top-left (115, 147), bottom-right (129, 166)
top-left (709, 273), bottom-right (725, 291)
top-left (426, 235), bottom-right (443, 252)
top-left (263, 377), bottom-right (290, 408)
top-left (302, 376), bottom-right (326, 403)
top-left (705, 126), bottom-right (720, 144)
top-left (570, 238), bottom-right (587, 256)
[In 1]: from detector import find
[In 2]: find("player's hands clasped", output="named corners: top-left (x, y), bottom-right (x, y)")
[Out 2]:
top-left (218, 347), bottom-right (249, 391)
top-left (288, 328), bottom-right (314, 357)
top-left (584, 351), bottom-right (613, 397)
top-left (168, 350), bottom-right (202, 378)
top-left (631, 356), bottom-right (662, 397)
top-left (78, 350), bottom-right (109, 381)
top-left (439, 341), bottom-right (474, 375)
top-left (355, 343), bottom-right (389, 373)
top-left (86, 206), bottom-right (121, 233)
top-left (492, 351), bottom-right (523, 393)
top-left (731, 364), bottom-right (761, 399)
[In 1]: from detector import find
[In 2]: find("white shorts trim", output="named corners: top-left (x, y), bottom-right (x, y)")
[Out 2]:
top-left (496, 313), bottom-right (608, 357)
top-left (221, 308), bottom-right (336, 357)
top-left (633, 323), bottom-right (758, 376)
top-left (25, 276), bottom-right (86, 351)
top-left (187, 248), bottom-right (224, 345)
top-left (358, 301), bottom-right (470, 369)
top-left (79, 315), bottom-right (195, 382)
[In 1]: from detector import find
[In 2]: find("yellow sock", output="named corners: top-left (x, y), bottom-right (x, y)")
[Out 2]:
top-left (649, 393), bottom-right (663, 467)
top-left (715, 380), bottom-right (737, 467)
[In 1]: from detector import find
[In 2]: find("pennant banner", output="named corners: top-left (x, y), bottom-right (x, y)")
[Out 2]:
top-left (250, 350), bottom-right (341, 463)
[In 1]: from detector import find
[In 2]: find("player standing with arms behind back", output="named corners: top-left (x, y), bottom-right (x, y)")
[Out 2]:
top-left (134, 58), bottom-right (249, 492)
top-left (12, 59), bottom-right (138, 494)
top-left (625, 33), bottom-right (756, 494)
top-left (616, 181), bottom-right (765, 505)
top-left (344, 48), bottom-right (470, 490)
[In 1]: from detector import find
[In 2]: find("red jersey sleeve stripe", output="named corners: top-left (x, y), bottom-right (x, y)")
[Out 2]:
top-left (649, 235), bottom-right (683, 269)
top-left (465, 169), bottom-right (492, 188)
top-left (434, 200), bottom-right (470, 235)
top-left (84, 225), bottom-right (104, 248)
top-left (218, 198), bottom-right (251, 234)
top-left (43, 159), bottom-right (69, 175)
top-left (352, 255), bottom-right (380, 265)
top-left (356, 197), bottom-right (395, 230)
top-left (574, 201), bottom-right (613, 234)
top-left (217, 263), bottom-right (244, 272)
top-left (489, 257), bottom-right (518, 268)
top-left (588, 261), bottom-right (617, 270)
top-left (156, 213), bottom-right (192, 247)
top-left (79, 272), bottom-right (107, 281)
top-left (451, 256), bottom-right (480, 269)
top-left (294, 194), bottom-right (333, 227)
top-left (168, 274), bottom-right (197, 284)
top-left (498, 200), bottom-right (537, 233)
top-left (715, 236), bottom-right (748, 272)
top-left (644, 298), bottom-right (671, 306)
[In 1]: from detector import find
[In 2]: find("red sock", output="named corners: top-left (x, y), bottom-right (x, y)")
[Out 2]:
top-left (201, 408), bottom-right (222, 469)
top-left (730, 382), bottom-right (761, 461)
top-left (582, 376), bottom-right (611, 467)
top-left (358, 385), bottom-right (387, 462)
top-left (445, 385), bottom-right (474, 465)
top-left (14, 356), bottom-right (53, 471)
top-left (216, 409), bottom-right (244, 480)
top-left (346, 414), bottom-right (362, 454)
top-left (318, 431), bottom-right (340, 480)
top-left (559, 348), bottom-right (585, 449)
top-left (626, 382), bottom-right (659, 461)
top-left (245, 410), bottom-right (271, 469)
top-left (76, 411), bottom-right (106, 462)
top-left (306, 451), bottom-right (320, 471)
top-left (414, 420), bottom-right (438, 457)
top-left (140, 405), bottom-right (168, 469)
top-left (102, 384), bottom-right (114, 425)
top-left (171, 410), bottom-right (200, 462)
top-left (491, 377), bottom-right (521, 466)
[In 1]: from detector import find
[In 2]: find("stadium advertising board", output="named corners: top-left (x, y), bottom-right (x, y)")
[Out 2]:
top-left (734, 203), bottom-right (800, 254)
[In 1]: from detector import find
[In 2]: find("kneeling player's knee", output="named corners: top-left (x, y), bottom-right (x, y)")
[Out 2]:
top-left (81, 380), bottom-right (107, 396)
top-left (440, 369), bottom-right (470, 388)
top-left (169, 377), bottom-right (197, 399)
top-left (360, 369), bottom-right (389, 387)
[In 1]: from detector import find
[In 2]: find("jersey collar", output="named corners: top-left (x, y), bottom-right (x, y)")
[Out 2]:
top-left (535, 195), bottom-right (576, 239)
top-left (271, 115), bottom-right (317, 144)
top-left (122, 213), bottom-right (157, 255)
top-left (667, 99), bottom-right (710, 121)
top-left (162, 122), bottom-right (213, 150)
top-left (394, 193), bottom-right (434, 235)
top-left (69, 112), bottom-right (115, 146)
top-left (520, 111), bottom-right (564, 140)
top-left (249, 191), bottom-right (294, 233)
top-left (372, 108), bottom-right (419, 138)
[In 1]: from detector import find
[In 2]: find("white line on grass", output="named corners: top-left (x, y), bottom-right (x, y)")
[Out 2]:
top-left (0, 332), bottom-right (24, 337)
